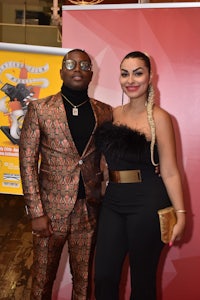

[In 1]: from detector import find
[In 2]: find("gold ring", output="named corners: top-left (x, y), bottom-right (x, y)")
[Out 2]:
top-left (32, 231), bottom-right (40, 237)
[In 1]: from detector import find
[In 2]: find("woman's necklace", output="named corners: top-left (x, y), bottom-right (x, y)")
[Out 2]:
top-left (61, 93), bottom-right (89, 116)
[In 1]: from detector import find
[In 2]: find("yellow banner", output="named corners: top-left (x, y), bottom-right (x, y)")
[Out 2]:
top-left (0, 43), bottom-right (68, 194)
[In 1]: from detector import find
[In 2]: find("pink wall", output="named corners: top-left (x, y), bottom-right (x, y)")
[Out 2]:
top-left (53, 4), bottom-right (200, 299)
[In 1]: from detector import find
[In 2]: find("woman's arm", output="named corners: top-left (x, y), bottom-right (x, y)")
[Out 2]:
top-left (154, 106), bottom-right (186, 244)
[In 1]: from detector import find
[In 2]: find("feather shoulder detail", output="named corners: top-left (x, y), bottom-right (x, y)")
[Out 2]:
top-left (95, 121), bottom-right (150, 156)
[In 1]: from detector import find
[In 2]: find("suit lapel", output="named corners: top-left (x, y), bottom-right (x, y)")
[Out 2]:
top-left (52, 93), bottom-right (79, 155)
top-left (81, 99), bottom-right (98, 158)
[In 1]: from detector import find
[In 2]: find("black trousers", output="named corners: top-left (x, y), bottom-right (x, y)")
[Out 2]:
top-left (94, 205), bottom-right (164, 300)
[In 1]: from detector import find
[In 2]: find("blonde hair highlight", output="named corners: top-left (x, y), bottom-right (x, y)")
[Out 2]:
top-left (146, 84), bottom-right (159, 166)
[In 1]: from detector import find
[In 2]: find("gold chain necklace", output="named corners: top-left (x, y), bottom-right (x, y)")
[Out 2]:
top-left (61, 93), bottom-right (89, 116)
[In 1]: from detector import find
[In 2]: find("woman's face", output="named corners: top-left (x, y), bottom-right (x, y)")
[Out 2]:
top-left (120, 57), bottom-right (151, 100)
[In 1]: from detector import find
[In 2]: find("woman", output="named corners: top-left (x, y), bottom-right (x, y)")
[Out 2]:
top-left (94, 51), bottom-right (186, 300)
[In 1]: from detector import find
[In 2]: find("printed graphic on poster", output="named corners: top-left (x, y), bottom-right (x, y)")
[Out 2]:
top-left (0, 44), bottom-right (68, 194)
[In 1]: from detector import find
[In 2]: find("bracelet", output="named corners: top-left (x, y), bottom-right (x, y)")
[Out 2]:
top-left (176, 209), bottom-right (187, 213)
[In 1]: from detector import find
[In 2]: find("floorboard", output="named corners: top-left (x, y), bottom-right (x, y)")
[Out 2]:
top-left (0, 194), bottom-right (32, 299)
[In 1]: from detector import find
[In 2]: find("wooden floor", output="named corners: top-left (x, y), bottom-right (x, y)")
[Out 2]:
top-left (0, 194), bottom-right (32, 299)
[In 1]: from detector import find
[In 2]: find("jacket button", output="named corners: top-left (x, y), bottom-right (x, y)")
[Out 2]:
top-left (78, 160), bottom-right (83, 165)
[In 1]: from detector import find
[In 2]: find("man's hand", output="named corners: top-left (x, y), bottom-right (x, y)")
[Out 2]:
top-left (31, 215), bottom-right (53, 237)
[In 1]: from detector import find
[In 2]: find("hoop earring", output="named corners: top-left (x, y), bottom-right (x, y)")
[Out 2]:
top-left (121, 91), bottom-right (124, 107)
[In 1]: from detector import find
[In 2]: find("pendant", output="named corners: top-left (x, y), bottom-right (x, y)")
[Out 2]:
top-left (72, 107), bottom-right (78, 116)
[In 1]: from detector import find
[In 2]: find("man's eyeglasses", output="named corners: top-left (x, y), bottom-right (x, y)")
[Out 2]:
top-left (63, 59), bottom-right (92, 71)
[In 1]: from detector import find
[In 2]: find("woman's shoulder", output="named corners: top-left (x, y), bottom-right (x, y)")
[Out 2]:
top-left (153, 104), bottom-right (172, 123)
top-left (113, 105), bottom-right (123, 120)
top-left (153, 105), bottom-right (174, 138)
top-left (113, 105), bottom-right (122, 112)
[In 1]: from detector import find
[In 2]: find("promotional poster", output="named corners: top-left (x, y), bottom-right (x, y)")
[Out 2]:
top-left (0, 44), bottom-right (68, 194)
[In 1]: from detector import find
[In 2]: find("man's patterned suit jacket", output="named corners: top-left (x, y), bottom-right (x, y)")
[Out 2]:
top-left (19, 92), bottom-right (112, 231)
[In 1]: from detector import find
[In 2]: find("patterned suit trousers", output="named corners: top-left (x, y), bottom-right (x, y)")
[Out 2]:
top-left (30, 198), bottom-right (98, 300)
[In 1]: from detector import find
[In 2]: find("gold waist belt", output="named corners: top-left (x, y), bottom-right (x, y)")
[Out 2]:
top-left (109, 170), bottom-right (142, 183)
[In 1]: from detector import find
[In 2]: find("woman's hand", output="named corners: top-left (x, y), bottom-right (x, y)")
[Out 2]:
top-left (169, 215), bottom-right (186, 246)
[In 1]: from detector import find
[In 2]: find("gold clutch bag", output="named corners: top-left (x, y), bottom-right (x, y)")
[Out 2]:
top-left (157, 206), bottom-right (177, 244)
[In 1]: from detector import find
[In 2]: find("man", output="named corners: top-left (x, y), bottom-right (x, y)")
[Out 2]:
top-left (19, 49), bottom-right (112, 300)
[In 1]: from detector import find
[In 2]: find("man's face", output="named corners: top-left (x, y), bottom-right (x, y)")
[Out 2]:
top-left (60, 51), bottom-right (93, 91)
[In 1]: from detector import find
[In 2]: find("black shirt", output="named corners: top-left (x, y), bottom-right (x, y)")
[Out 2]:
top-left (61, 85), bottom-right (95, 198)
